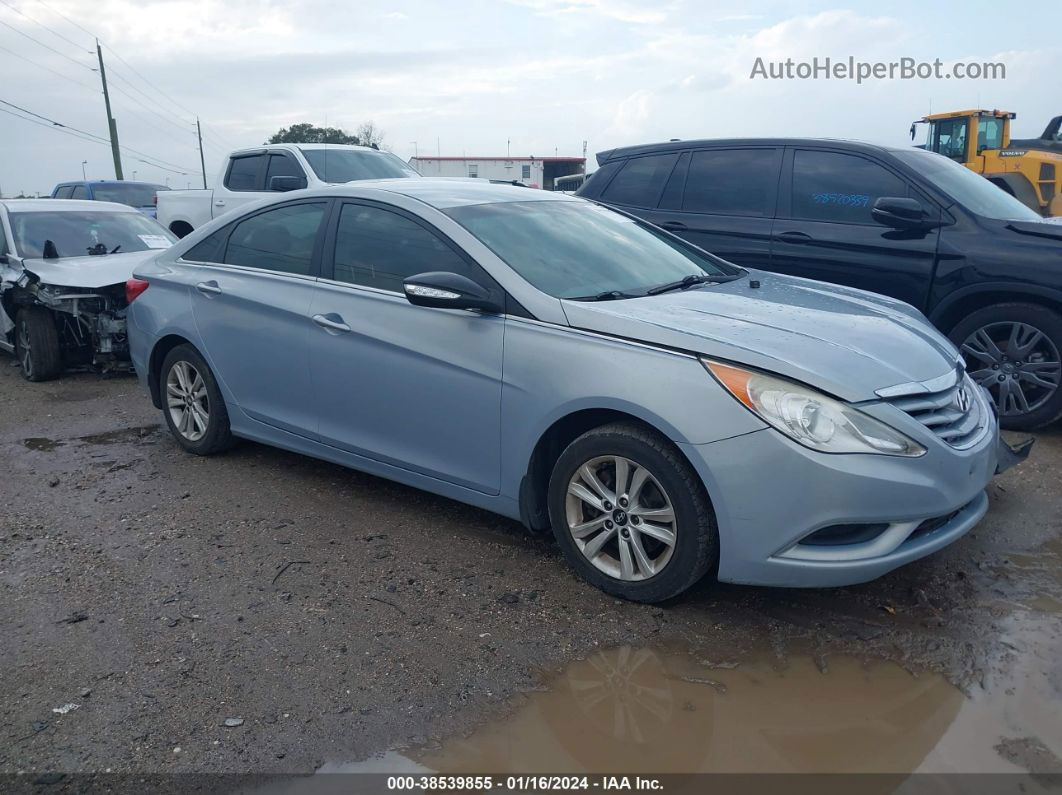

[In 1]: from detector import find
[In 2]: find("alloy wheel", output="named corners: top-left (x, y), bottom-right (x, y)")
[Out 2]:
top-left (565, 455), bottom-right (677, 582)
top-left (16, 319), bottom-right (32, 379)
top-left (961, 321), bottom-right (1062, 416)
top-left (166, 360), bottom-right (210, 442)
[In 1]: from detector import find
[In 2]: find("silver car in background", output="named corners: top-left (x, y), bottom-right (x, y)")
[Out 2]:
top-left (127, 181), bottom-right (1000, 601)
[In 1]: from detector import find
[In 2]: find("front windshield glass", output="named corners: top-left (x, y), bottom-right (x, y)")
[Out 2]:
top-left (445, 200), bottom-right (736, 299)
top-left (895, 150), bottom-right (1042, 222)
top-left (10, 211), bottom-right (176, 258)
top-left (300, 148), bottom-right (420, 182)
top-left (91, 183), bottom-right (167, 207)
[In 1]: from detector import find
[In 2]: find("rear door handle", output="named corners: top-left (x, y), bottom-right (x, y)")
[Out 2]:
top-left (312, 313), bottom-right (351, 334)
top-left (777, 230), bottom-right (813, 244)
top-left (195, 280), bottom-right (222, 295)
top-left (659, 221), bottom-right (688, 231)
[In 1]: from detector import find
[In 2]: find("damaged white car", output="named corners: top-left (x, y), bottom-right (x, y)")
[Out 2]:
top-left (0, 199), bottom-right (175, 381)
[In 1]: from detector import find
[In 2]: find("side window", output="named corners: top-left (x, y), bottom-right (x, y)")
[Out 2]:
top-left (683, 149), bottom-right (779, 216)
top-left (791, 150), bottom-right (907, 225)
top-left (70, 185), bottom-right (89, 199)
top-left (54, 186), bottom-right (75, 199)
top-left (521, 164), bottom-right (531, 180)
top-left (223, 202), bottom-right (326, 275)
top-left (332, 203), bottom-right (478, 293)
top-left (930, 118), bottom-right (968, 161)
top-left (576, 160), bottom-right (622, 198)
top-left (264, 154), bottom-right (306, 190)
top-left (600, 153), bottom-right (679, 207)
top-left (225, 155), bottom-right (264, 191)
top-left (977, 118), bottom-right (1004, 152)
top-left (182, 226), bottom-right (230, 263)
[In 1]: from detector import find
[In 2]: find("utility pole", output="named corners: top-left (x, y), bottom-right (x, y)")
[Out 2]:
top-left (196, 117), bottom-right (208, 189)
top-left (96, 40), bottom-right (124, 180)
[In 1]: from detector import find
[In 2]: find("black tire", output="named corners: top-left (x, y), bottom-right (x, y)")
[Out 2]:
top-left (949, 302), bottom-right (1062, 430)
top-left (159, 344), bottom-right (235, 455)
top-left (15, 306), bottom-right (63, 382)
top-left (547, 422), bottom-right (717, 603)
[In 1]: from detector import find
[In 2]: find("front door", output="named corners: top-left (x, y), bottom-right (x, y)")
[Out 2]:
top-left (770, 148), bottom-right (941, 311)
top-left (307, 200), bottom-right (504, 494)
top-left (186, 199), bottom-right (329, 437)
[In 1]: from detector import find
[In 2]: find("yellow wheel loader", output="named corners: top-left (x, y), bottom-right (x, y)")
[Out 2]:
top-left (910, 110), bottom-right (1062, 217)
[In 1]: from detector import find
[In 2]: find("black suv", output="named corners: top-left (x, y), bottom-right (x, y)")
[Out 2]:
top-left (578, 139), bottom-right (1062, 430)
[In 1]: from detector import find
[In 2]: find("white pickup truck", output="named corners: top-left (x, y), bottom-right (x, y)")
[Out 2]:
top-left (156, 144), bottom-right (420, 238)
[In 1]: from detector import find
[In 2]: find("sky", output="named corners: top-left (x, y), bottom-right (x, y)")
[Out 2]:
top-left (0, 0), bottom-right (1059, 195)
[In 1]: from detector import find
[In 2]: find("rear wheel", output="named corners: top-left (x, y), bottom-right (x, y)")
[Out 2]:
top-left (950, 302), bottom-right (1062, 430)
top-left (15, 307), bottom-right (63, 382)
top-left (160, 344), bottom-right (234, 454)
top-left (548, 422), bottom-right (717, 603)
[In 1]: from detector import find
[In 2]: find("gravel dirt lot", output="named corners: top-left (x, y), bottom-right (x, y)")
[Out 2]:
top-left (1, 361), bottom-right (1060, 781)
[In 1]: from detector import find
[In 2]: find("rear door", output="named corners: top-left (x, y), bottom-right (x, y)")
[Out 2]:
top-left (770, 147), bottom-right (941, 310)
top-left (306, 200), bottom-right (504, 494)
top-left (637, 147), bottom-right (781, 268)
top-left (184, 198), bottom-right (329, 437)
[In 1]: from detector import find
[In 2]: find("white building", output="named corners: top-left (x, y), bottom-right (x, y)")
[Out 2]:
top-left (409, 155), bottom-right (586, 190)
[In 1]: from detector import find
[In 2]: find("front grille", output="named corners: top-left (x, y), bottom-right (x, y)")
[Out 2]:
top-left (884, 373), bottom-right (986, 448)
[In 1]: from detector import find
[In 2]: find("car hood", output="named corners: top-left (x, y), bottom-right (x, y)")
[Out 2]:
top-left (20, 250), bottom-right (162, 289)
top-left (560, 271), bottom-right (961, 402)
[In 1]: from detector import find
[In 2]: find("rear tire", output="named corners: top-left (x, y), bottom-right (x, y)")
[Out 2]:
top-left (160, 344), bottom-right (235, 454)
top-left (950, 302), bottom-right (1062, 430)
top-left (15, 307), bottom-right (63, 382)
top-left (547, 422), bottom-right (717, 603)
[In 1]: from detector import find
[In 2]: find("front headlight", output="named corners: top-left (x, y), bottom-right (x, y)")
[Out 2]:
top-left (702, 359), bottom-right (926, 457)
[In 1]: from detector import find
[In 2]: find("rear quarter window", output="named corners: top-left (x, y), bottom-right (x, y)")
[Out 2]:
top-left (600, 153), bottom-right (679, 207)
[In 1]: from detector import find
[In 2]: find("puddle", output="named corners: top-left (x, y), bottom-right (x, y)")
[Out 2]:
top-left (323, 620), bottom-right (1062, 775)
top-left (22, 437), bottom-right (64, 452)
top-left (20, 425), bottom-right (159, 452)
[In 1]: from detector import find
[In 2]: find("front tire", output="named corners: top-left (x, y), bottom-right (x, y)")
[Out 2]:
top-left (547, 422), bottom-right (717, 603)
top-left (950, 303), bottom-right (1062, 430)
top-left (15, 307), bottom-right (63, 382)
top-left (160, 344), bottom-right (234, 454)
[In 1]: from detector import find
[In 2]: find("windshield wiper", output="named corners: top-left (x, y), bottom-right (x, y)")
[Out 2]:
top-left (571, 289), bottom-right (637, 302)
top-left (646, 273), bottom-right (739, 295)
top-left (110, 244), bottom-right (121, 254)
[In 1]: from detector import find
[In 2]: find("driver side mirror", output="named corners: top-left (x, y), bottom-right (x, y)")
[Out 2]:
top-left (871, 197), bottom-right (935, 230)
top-left (269, 175), bottom-right (307, 192)
top-left (403, 272), bottom-right (503, 314)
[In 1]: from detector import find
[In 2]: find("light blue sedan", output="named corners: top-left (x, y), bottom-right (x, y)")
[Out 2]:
top-left (127, 181), bottom-right (1002, 601)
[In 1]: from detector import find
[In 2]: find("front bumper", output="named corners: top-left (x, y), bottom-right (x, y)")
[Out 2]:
top-left (678, 414), bottom-right (999, 588)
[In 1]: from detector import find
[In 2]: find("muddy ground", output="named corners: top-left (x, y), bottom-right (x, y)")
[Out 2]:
top-left (1, 361), bottom-right (1060, 779)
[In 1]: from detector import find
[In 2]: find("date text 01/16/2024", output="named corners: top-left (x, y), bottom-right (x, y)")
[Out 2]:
top-left (386, 775), bottom-right (663, 790)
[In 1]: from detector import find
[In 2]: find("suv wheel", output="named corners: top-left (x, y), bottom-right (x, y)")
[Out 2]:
top-left (950, 302), bottom-right (1062, 430)
top-left (15, 307), bottom-right (63, 382)
top-left (547, 422), bottom-right (717, 603)
top-left (160, 344), bottom-right (235, 454)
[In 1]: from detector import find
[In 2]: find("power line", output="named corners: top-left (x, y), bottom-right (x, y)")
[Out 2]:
top-left (0, 41), bottom-right (99, 90)
top-left (0, 17), bottom-right (94, 71)
top-left (0, 0), bottom-right (91, 52)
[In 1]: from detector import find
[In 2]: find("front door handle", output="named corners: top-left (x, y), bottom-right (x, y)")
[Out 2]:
top-left (312, 313), bottom-right (351, 334)
top-left (659, 221), bottom-right (688, 231)
top-left (777, 230), bottom-right (813, 244)
top-left (195, 280), bottom-right (222, 295)
top-left (214, 200), bottom-right (226, 207)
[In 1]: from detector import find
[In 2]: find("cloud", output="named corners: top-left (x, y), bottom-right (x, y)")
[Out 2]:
top-left (504, 0), bottom-right (671, 24)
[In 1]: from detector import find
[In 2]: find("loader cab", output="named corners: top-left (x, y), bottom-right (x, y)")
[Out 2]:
top-left (913, 110), bottom-right (1015, 163)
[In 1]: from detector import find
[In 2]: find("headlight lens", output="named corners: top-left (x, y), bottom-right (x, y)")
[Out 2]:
top-left (703, 359), bottom-right (926, 457)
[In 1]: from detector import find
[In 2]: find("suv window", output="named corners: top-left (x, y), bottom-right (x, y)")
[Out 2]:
top-left (225, 155), bottom-right (264, 191)
top-left (264, 154), bottom-right (306, 190)
top-left (223, 202), bottom-right (326, 275)
top-left (600, 154), bottom-right (679, 207)
top-left (331, 203), bottom-right (477, 292)
top-left (70, 185), bottom-right (88, 199)
top-left (791, 150), bottom-right (907, 225)
top-left (54, 185), bottom-right (75, 199)
top-left (683, 149), bottom-right (779, 216)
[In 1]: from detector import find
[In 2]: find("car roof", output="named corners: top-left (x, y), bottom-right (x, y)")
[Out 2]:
top-left (55, 180), bottom-right (166, 187)
top-left (229, 143), bottom-right (382, 157)
top-left (1, 198), bottom-right (140, 213)
top-left (312, 178), bottom-right (579, 209)
top-left (597, 137), bottom-right (908, 162)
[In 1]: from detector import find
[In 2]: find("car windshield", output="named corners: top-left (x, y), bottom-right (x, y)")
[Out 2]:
top-left (444, 200), bottom-right (737, 299)
top-left (90, 183), bottom-right (168, 207)
top-left (300, 148), bottom-right (420, 182)
top-left (894, 150), bottom-right (1043, 222)
top-left (9, 211), bottom-right (176, 258)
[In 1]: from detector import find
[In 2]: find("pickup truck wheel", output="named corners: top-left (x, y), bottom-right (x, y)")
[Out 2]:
top-left (15, 307), bottom-right (63, 382)
top-left (950, 302), bottom-right (1062, 430)
top-left (548, 422), bottom-right (717, 603)
top-left (160, 344), bottom-right (235, 455)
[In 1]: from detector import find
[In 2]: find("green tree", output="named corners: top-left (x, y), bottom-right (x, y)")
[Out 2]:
top-left (267, 123), bottom-right (360, 145)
